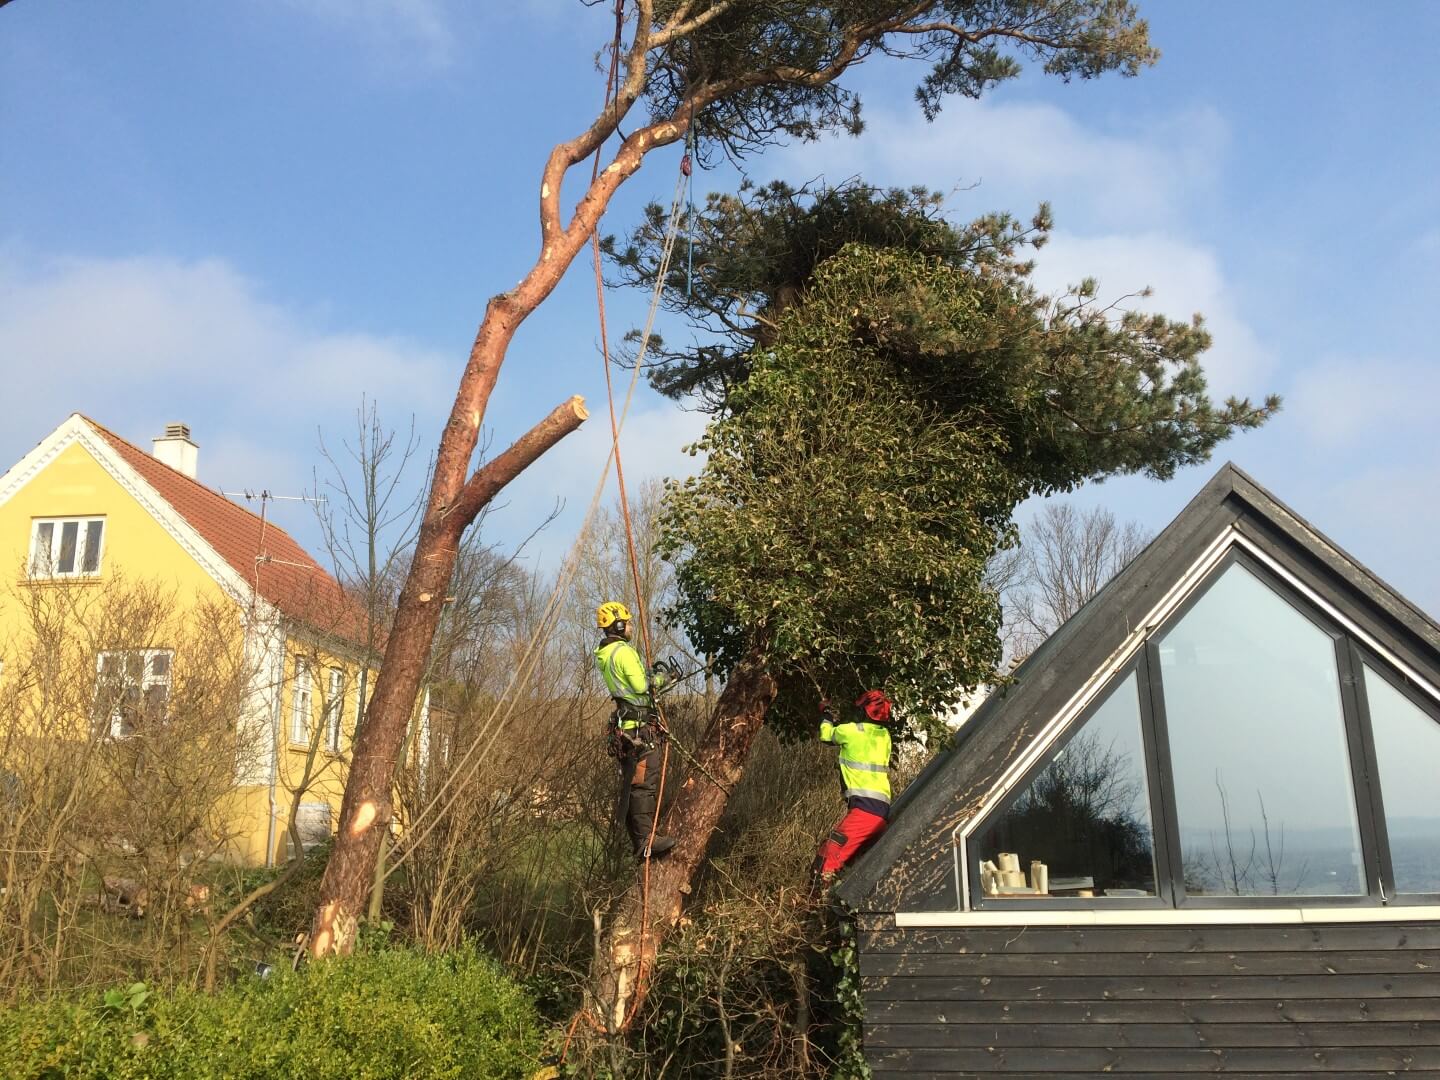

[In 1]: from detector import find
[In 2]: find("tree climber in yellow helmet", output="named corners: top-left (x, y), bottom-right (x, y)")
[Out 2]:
top-left (595, 600), bottom-right (676, 859)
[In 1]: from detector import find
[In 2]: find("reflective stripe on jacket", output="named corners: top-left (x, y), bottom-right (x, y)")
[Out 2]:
top-left (820, 716), bottom-right (892, 805)
top-left (596, 637), bottom-right (652, 728)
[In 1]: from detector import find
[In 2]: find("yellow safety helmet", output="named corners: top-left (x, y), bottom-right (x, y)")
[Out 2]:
top-left (596, 600), bottom-right (633, 630)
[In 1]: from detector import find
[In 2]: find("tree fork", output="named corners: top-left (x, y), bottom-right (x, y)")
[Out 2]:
top-left (308, 115), bottom-right (694, 960)
top-left (309, 397), bottom-right (587, 957)
top-left (588, 640), bottom-right (777, 1031)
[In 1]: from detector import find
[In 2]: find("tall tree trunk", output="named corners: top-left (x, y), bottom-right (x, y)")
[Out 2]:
top-left (588, 641), bottom-right (777, 1032)
top-left (310, 397), bottom-right (587, 957)
top-left (307, 7), bottom-right (708, 949)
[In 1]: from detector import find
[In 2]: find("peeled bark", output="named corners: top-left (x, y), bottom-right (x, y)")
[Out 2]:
top-left (588, 641), bottom-right (777, 1032)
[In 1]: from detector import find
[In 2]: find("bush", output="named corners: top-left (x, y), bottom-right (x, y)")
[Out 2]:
top-left (0, 945), bottom-right (543, 1079)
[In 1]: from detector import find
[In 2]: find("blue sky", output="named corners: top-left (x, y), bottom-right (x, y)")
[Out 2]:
top-left (2, 1), bottom-right (1437, 613)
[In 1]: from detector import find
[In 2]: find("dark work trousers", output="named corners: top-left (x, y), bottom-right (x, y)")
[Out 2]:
top-left (615, 735), bottom-right (662, 855)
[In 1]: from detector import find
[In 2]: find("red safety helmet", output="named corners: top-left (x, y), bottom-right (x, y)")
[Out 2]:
top-left (855, 689), bottom-right (892, 724)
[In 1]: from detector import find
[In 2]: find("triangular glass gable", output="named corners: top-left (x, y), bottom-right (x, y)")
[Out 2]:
top-left (1156, 562), bottom-right (1365, 897)
top-left (1364, 666), bottom-right (1440, 894)
top-left (974, 671), bottom-right (1159, 898)
top-left (865, 467), bottom-right (1440, 915)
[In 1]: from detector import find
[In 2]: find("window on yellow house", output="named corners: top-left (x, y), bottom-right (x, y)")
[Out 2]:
top-left (30, 518), bottom-right (105, 578)
top-left (95, 650), bottom-right (172, 738)
top-left (291, 659), bottom-right (313, 745)
top-left (324, 667), bottom-right (345, 753)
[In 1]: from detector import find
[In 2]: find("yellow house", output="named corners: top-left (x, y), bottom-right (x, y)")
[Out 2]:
top-left (0, 414), bottom-right (419, 866)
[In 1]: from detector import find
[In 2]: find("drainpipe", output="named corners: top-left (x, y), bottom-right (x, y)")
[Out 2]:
top-left (263, 625), bottom-right (285, 868)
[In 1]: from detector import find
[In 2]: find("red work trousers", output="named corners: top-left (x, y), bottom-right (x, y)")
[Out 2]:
top-left (815, 806), bottom-right (888, 876)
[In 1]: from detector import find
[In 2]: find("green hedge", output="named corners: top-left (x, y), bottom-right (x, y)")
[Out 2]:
top-left (0, 946), bottom-right (543, 1079)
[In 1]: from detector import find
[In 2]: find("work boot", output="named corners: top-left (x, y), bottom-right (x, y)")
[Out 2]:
top-left (639, 836), bottom-right (676, 859)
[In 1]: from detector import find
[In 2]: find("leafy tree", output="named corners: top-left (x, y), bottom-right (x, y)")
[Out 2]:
top-left (590, 184), bottom-right (1276, 1026)
top-left (315, 0), bottom-right (1164, 962)
top-left (664, 195), bottom-right (1275, 729)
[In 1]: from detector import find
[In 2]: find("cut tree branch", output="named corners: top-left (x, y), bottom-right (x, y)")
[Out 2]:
top-left (448, 395), bottom-right (589, 526)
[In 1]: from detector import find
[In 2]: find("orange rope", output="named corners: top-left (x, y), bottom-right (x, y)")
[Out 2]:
top-left (588, 0), bottom-right (686, 1035)
top-left (559, 1011), bottom-right (584, 1063)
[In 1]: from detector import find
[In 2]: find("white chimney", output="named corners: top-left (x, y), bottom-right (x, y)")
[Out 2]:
top-left (152, 422), bottom-right (199, 479)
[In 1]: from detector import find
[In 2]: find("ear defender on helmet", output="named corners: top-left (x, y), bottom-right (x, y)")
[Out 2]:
top-left (856, 689), bottom-right (893, 724)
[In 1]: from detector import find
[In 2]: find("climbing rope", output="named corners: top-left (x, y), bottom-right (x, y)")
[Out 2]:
top-left (383, 168), bottom-right (688, 878)
top-left (588, 8), bottom-right (689, 1028)
top-left (390, 3), bottom-right (700, 1045)
top-left (386, 12), bottom-right (693, 880)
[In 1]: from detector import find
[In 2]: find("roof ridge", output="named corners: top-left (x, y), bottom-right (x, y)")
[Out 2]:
top-left (78, 413), bottom-right (316, 563)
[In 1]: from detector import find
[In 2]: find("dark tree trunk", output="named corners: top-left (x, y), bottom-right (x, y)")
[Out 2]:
top-left (588, 640), bottom-right (777, 1031)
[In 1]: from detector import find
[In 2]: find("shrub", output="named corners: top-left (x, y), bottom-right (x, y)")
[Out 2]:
top-left (0, 945), bottom-right (542, 1079)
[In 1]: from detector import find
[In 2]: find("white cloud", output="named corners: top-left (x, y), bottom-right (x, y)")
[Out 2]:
top-left (1031, 230), bottom-right (1275, 399)
top-left (0, 251), bottom-right (453, 492)
top-left (1286, 358), bottom-right (1440, 449)
top-left (497, 395), bottom-right (710, 566)
top-left (1318, 462), bottom-right (1440, 619)
top-left (772, 97), bottom-right (1228, 230)
top-left (279, 0), bottom-right (456, 68)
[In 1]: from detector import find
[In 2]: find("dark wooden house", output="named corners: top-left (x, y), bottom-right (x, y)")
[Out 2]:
top-left (837, 464), bottom-right (1440, 1077)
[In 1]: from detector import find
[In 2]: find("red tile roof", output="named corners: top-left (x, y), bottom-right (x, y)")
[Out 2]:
top-left (84, 417), bottom-right (372, 650)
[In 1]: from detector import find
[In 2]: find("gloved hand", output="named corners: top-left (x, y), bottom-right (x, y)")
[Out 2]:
top-left (818, 698), bottom-right (834, 738)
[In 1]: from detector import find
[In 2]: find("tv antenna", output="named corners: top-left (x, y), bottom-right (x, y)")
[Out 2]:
top-left (220, 489), bottom-right (328, 595)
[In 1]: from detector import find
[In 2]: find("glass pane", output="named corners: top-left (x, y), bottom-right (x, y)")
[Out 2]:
top-left (143, 683), bottom-right (168, 722)
top-left (31, 522), bottom-right (54, 575)
top-left (57, 521), bottom-right (79, 573)
top-left (1365, 668), bottom-right (1440, 893)
top-left (1159, 563), bottom-right (1364, 897)
top-left (149, 652), bottom-right (170, 679)
top-left (81, 521), bottom-right (104, 572)
top-left (975, 672), bottom-right (1158, 898)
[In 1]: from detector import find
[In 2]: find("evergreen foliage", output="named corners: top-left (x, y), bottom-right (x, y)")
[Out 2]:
top-left (644, 1), bottom-right (1158, 163)
top-left (654, 188), bottom-right (1277, 737)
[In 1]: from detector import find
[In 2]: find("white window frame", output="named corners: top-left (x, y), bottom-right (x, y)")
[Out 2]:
top-left (324, 667), bottom-right (345, 753)
top-left (290, 658), bottom-right (313, 745)
top-left (95, 648), bottom-right (173, 739)
top-left (30, 517), bottom-right (106, 579)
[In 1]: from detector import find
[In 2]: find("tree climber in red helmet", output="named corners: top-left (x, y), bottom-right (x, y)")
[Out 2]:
top-left (813, 689), bottom-right (894, 885)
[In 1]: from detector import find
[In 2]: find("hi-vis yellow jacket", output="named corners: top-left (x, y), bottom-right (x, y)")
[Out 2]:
top-left (820, 711), bottom-right (892, 807)
top-left (595, 637), bottom-right (665, 729)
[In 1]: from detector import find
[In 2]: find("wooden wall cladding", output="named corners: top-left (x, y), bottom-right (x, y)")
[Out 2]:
top-left (860, 922), bottom-right (1440, 1076)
